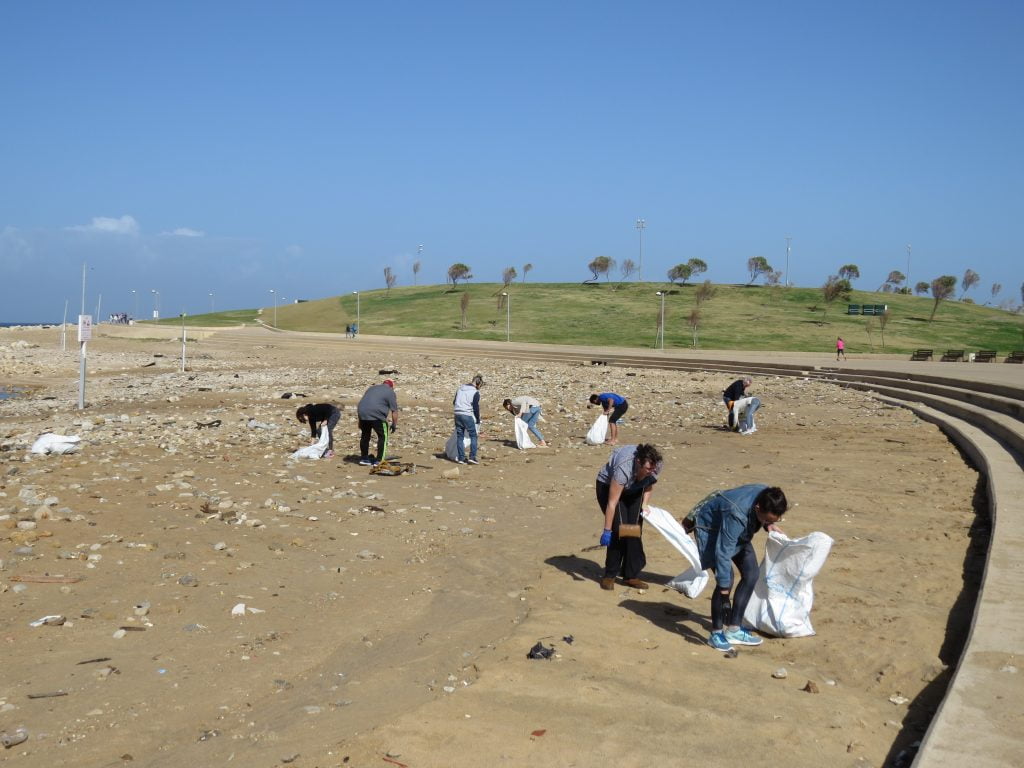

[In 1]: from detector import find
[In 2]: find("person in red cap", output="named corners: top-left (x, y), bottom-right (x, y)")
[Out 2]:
top-left (357, 379), bottom-right (399, 465)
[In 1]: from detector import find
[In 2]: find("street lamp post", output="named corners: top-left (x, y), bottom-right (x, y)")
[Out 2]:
top-left (785, 235), bottom-right (792, 287)
top-left (502, 292), bottom-right (510, 341)
top-left (151, 289), bottom-right (160, 320)
top-left (352, 291), bottom-right (360, 337)
top-left (635, 218), bottom-right (646, 282)
top-left (906, 243), bottom-right (912, 291)
top-left (131, 289), bottom-right (137, 321)
top-left (209, 293), bottom-right (214, 313)
top-left (269, 289), bottom-right (277, 327)
top-left (655, 291), bottom-right (666, 350)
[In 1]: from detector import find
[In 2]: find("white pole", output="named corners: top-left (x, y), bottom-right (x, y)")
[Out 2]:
top-left (180, 314), bottom-right (187, 372)
top-left (79, 264), bottom-right (88, 409)
top-left (61, 299), bottom-right (68, 352)
top-left (636, 218), bottom-right (646, 282)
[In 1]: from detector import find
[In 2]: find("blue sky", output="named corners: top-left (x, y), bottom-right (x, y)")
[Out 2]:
top-left (2, 1), bottom-right (1022, 322)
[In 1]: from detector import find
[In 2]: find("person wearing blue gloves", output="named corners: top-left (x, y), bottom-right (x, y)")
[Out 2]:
top-left (683, 484), bottom-right (788, 651)
top-left (595, 443), bottom-right (663, 591)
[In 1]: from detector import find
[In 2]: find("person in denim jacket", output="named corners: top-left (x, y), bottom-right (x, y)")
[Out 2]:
top-left (685, 483), bottom-right (788, 651)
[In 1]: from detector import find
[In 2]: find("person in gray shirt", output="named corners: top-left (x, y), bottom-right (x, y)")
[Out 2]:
top-left (357, 379), bottom-right (399, 465)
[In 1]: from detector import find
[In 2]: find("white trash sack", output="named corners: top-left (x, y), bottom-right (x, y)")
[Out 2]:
top-left (513, 417), bottom-right (536, 449)
top-left (731, 396), bottom-right (756, 431)
top-left (642, 506), bottom-right (710, 598)
top-left (444, 431), bottom-right (472, 461)
top-left (31, 433), bottom-right (82, 455)
top-left (742, 530), bottom-right (833, 637)
top-left (290, 427), bottom-right (330, 460)
top-left (585, 414), bottom-right (609, 445)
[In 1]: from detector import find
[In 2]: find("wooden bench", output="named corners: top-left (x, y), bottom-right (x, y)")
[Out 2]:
top-left (1006, 350), bottom-right (1024, 364)
top-left (941, 349), bottom-right (965, 362)
top-left (974, 350), bottom-right (997, 363)
top-left (910, 349), bottom-right (933, 361)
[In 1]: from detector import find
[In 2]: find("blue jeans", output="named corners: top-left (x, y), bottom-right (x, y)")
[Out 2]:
top-left (454, 413), bottom-right (478, 461)
top-left (521, 405), bottom-right (544, 442)
top-left (738, 397), bottom-right (760, 431)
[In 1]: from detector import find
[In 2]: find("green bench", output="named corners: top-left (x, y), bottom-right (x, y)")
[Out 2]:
top-left (974, 350), bottom-right (997, 363)
top-left (1006, 350), bottom-right (1024, 364)
top-left (910, 349), bottom-right (933, 361)
top-left (941, 349), bottom-right (965, 362)
top-left (847, 304), bottom-right (889, 316)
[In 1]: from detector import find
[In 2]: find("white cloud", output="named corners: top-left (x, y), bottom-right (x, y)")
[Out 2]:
top-left (69, 215), bottom-right (139, 235)
top-left (160, 227), bottom-right (205, 238)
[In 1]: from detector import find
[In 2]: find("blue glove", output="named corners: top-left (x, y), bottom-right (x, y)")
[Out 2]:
top-left (599, 529), bottom-right (612, 547)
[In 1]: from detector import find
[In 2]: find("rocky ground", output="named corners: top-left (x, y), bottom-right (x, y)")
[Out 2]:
top-left (0, 325), bottom-right (984, 768)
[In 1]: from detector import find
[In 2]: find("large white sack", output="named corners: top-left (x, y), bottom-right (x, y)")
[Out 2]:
top-left (743, 530), bottom-right (833, 638)
top-left (730, 396), bottom-right (756, 430)
top-left (444, 431), bottom-right (472, 461)
top-left (513, 417), bottom-right (536, 449)
top-left (585, 414), bottom-right (609, 445)
top-left (642, 506), bottom-right (710, 598)
top-left (30, 433), bottom-right (81, 455)
top-left (290, 426), bottom-right (330, 460)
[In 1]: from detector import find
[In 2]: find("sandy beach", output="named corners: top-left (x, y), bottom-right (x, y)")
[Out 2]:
top-left (0, 325), bottom-right (983, 768)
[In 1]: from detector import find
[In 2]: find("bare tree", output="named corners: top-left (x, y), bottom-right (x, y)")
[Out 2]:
top-left (447, 263), bottom-right (473, 287)
top-left (383, 266), bottom-right (396, 296)
top-left (585, 256), bottom-right (614, 283)
top-left (695, 279), bottom-right (717, 307)
top-left (838, 264), bottom-right (860, 283)
top-left (765, 269), bottom-right (783, 303)
top-left (460, 292), bottom-right (470, 330)
top-left (747, 256), bottom-right (771, 285)
top-left (960, 269), bottom-right (980, 299)
top-left (688, 308), bottom-right (702, 347)
top-left (502, 266), bottom-right (517, 288)
top-left (412, 260), bottom-right (421, 285)
top-left (914, 281), bottom-right (930, 295)
top-left (822, 275), bottom-right (848, 316)
top-left (878, 308), bottom-right (891, 349)
top-left (667, 263), bottom-right (692, 285)
top-left (620, 258), bottom-right (636, 282)
top-left (929, 275), bottom-right (957, 321)
top-left (987, 282), bottom-right (1002, 305)
top-left (864, 316), bottom-right (875, 351)
top-left (522, 263), bottom-right (532, 282)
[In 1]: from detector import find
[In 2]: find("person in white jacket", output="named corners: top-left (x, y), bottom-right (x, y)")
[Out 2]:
top-left (452, 374), bottom-right (484, 464)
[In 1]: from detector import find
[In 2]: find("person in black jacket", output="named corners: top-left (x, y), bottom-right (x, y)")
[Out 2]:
top-left (722, 377), bottom-right (752, 432)
top-left (296, 403), bottom-right (341, 459)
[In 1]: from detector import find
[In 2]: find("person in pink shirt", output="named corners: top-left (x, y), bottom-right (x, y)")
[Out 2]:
top-left (836, 337), bottom-right (846, 361)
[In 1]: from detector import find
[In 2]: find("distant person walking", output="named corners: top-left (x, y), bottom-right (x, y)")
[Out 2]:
top-left (588, 392), bottom-right (628, 445)
top-left (295, 403), bottom-right (341, 459)
top-left (683, 483), bottom-right (789, 651)
top-left (357, 379), bottom-right (399, 466)
top-left (503, 396), bottom-right (547, 446)
top-left (722, 377), bottom-right (759, 434)
top-left (836, 337), bottom-right (846, 361)
top-left (596, 443), bottom-right (663, 591)
top-left (453, 374), bottom-right (484, 464)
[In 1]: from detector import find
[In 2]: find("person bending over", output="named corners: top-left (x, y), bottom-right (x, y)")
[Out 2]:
top-left (296, 403), bottom-right (341, 459)
top-left (588, 392), bottom-right (628, 445)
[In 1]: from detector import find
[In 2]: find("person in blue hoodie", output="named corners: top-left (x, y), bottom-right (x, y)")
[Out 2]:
top-left (588, 391), bottom-right (628, 445)
top-left (683, 484), bottom-right (788, 652)
top-left (452, 374), bottom-right (484, 464)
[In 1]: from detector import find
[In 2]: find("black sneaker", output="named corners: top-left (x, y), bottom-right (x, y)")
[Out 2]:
top-left (358, 457), bottom-right (372, 466)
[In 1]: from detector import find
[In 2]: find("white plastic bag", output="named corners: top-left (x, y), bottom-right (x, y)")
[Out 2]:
top-left (444, 431), bottom-right (472, 461)
top-left (732, 396), bottom-right (755, 430)
top-left (30, 433), bottom-right (81, 455)
top-left (743, 530), bottom-right (833, 637)
top-left (642, 506), bottom-right (710, 598)
top-left (585, 414), bottom-right (609, 445)
top-left (290, 427), bottom-right (330, 460)
top-left (513, 417), bottom-right (535, 449)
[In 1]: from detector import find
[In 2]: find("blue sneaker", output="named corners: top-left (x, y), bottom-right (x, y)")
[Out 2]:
top-left (724, 627), bottom-right (763, 646)
top-left (708, 631), bottom-right (733, 651)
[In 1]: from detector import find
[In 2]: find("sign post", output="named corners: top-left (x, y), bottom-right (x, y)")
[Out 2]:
top-left (77, 314), bottom-right (92, 409)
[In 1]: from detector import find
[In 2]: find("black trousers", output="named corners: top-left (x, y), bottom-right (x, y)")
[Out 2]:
top-left (710, 541), bottom-right (759, 629)
top-left (595, 480), bottom-right (646, 580)
top-left (359, 419), bottom-right (387, 460)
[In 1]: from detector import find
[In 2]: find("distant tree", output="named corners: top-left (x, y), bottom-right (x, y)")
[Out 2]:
top-left (620, 258), bottom-right (637, 282)
top-left (1020, 281), bottom-right (1024, 305)
top-left (886, 270), bottom-right (905, 287)
top-left (747, 256), bottom-right (771, 285)
top-left (667, 263), bottom-right (692, 285)
top-left (522, 263), bottom-right (532, 282)
top-left (765, 269), bottom-right (782, 286)
top-left (838, 264), bottom-right (860, 283)
top-left (987, 283), bottom-right (1002, 305)
top-left (914, 281), bottom-right (930, 295)
top-left (383, 266), bottom-right (396, 296)
top-left (960, 269), bottom-right (980, 299)
top-left (447, 263), bottom-right (473, 287)
top-left (929, 275), bottom-right (957, 321)
top-left (688, 308), bottom-right (702, 347)
top-left (460, 292), bottom-right (470, 330)
top-left (502, 266), bottom-right (517, 288)
top-left (687, 258), bottom-right (708, 281)
top-left (412, 260), bottom-right (421, 285)
top-left (881, 284), bottom-right (893, 293)
top-left (585, 255), bottom-right (614, 283)
top-left (822, 275), bottom-right (851, 315)
top-left (695, 279), bottom-right (717, 307)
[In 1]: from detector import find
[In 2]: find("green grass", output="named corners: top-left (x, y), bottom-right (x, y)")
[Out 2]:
top-left (147, 283), bottom-right (1024, 354)
top-left (142, 309), bottom-right (261, 327)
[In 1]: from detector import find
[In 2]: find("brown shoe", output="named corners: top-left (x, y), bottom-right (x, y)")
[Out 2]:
top-left (624, 579), bottom-right (649, 590)
top-left (600, 577), bottom-right (615, 591)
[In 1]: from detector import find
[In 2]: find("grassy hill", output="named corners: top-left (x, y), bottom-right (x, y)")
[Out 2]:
top-left (152, 282), bottom-right (1024, 355)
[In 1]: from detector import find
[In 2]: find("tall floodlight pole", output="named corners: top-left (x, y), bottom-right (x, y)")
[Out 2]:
top-left (635, 218), bottom-right (646, 282)
top-left (209, 293), bottom-right (215, 313)
top-left (131, 289), bottom-right (137, 320)
top-left (655, 291), bottom-right (666, 349)
top-left (78, 263), bottom-right (89, 410)
top-left (151, 289), bottom-right (160, 320)
top-left (269, 289), bottom-right (277, 327)
top-left (95, 294), bottom-right (102, 323)
top-left (906, 244), bottom-right (912, 291)
top-left (61, 299), bottom-right (68, 352)
top-left (180, 313), bottom-right (187, 372)
top-left (352, 291), bottom-right (360, 337)
top-left (502, 292), bottom-right (510, 341)
top-left (785, 235), bottom-right (792, 287)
